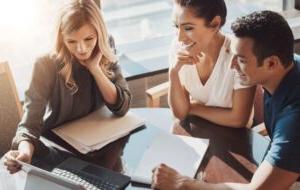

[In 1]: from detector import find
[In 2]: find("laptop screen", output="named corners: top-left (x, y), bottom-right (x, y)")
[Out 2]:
top-left (17, 160), bottom-right (83, 190)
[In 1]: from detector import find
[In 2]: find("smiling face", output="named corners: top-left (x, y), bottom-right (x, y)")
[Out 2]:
top-left (231, 37), bottom-right (267, 86)
top-left (172, 4), bottom-right (217, 56)
top-left (63, 24), bottom-right (98, 63)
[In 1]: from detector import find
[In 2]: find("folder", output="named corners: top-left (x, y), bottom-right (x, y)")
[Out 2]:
top-left (131, 132), bottom-right (209, 184)
top-left (52, 107), bottom-right (145, 154)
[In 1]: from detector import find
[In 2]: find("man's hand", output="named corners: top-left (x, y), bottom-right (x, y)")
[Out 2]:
top-left (152, 163), bottom-right (192, 190)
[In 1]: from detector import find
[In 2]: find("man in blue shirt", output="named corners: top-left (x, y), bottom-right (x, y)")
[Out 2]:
top-left (152, 10), bottom-right (300, 189)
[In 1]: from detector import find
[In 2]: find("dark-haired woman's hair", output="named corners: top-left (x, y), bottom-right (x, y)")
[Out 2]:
top-left (174, 0), bottom-right (227, 27)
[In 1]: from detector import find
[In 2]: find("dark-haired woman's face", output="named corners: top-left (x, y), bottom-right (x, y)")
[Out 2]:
top-left (172, 4), bottom-right (216, 56)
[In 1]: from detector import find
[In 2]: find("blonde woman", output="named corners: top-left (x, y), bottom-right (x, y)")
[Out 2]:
top-left (4, 0), bottom-right (131, 173)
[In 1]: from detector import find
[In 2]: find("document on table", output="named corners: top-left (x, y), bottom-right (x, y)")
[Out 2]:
top-left (52, 107), bottom-right (145, 154)
top-left (131, 132), bottom-right (209, 184)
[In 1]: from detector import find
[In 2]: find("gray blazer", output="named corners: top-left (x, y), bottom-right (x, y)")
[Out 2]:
top-left (12, 39), bottom-right (131, 150)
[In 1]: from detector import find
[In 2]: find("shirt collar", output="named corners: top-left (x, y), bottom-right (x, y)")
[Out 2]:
top-left (266, 55), bottom-right (300, 107)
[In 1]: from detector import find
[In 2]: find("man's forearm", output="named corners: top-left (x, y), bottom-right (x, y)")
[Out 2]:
top-left (168, 69), bottom-right (190, 120)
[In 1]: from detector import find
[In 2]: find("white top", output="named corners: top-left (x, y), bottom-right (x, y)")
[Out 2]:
top-left (169, 36), bottom-right (249, 108)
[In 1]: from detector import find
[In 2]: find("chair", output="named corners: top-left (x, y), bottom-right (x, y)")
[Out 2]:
top-left (0, 61), bottom-right (23, 157)
top-left (146, 81), bottom-right (169, 107)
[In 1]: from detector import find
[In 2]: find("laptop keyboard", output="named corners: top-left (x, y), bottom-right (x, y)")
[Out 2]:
top-left (52, 168), bottom-right (121, 190)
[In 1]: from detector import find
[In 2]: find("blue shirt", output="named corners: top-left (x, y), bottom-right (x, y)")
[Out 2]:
top-left (264, 54), bottom-right (300, 173)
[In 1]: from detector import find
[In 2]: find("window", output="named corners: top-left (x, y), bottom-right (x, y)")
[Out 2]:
top-left (0, 0), bottom-right (292, 100)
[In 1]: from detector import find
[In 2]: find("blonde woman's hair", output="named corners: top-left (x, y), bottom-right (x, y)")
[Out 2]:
top-left (55, 0), bottom-right (117, 93)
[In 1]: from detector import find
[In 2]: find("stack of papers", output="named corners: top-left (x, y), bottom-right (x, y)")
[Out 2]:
top-left (131, 132), bottom-right (209, 184)
top-left (52, 108), bottom-right (145, 154)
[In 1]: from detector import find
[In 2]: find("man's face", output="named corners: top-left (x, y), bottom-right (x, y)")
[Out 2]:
top-left (231, 37), bottom-right (266, 86)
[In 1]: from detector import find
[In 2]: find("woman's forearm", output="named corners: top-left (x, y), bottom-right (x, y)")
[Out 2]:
top-left (90, 67), bottom-right (118, 105)
top-left (189, 104), bottom-right (248, 128)
top-left (189, 87), bottom-right (255, 128)
top-left (168, 69), bottom-right (190, 120)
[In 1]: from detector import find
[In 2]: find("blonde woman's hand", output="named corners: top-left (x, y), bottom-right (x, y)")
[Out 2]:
top-left (3, 150), bottom-right (32, 174)
top-left (85, 51), bottom-right (103, 75)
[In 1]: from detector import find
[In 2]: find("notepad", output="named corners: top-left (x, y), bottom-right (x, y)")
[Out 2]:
top-left (52, 107), bottom-right (145, 154)
top-left (131, 132), bottom-right (209, 184)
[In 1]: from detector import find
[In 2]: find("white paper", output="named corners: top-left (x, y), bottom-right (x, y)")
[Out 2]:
top-left (132, 133), bottom-right (209, 184)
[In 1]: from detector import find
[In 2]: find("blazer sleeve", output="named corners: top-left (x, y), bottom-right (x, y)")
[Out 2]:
top-left (12, 55), bottom-right (56, 150)
top-left (105, 36), bottom-right (132, 116)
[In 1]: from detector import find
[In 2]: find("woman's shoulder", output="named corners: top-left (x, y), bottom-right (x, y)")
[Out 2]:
top-left (222, 34), bottom-right (233, 52)
top-left (108, 35), bottom-right (115, 47)
top-left (216, 34), bottom-right (234, 67)
top-left (34, 53), bottom-right (60, 72)
top-left (108, 35), bottom-right (116, 54)
top-left (32, 53), bottom-right (61, 81)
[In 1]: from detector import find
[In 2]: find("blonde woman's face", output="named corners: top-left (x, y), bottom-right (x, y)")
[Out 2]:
top-left (63, 24), bottom-right (98, 62)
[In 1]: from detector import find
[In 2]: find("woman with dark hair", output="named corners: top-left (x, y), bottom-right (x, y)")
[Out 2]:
top-left (168, 0), bottom-right (255, 128)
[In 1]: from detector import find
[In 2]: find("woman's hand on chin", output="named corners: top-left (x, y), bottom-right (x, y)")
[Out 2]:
top-left (84, 52), bottom-right (103, 75)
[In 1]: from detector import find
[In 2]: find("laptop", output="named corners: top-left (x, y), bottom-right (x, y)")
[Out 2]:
top-left (18, 157), bottom-right (131, 190)
top-left (18, 160), bottom-right (84, 190)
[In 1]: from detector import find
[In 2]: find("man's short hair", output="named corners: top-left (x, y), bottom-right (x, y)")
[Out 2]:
top-left (231, 10), bottom-right (294, 67)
